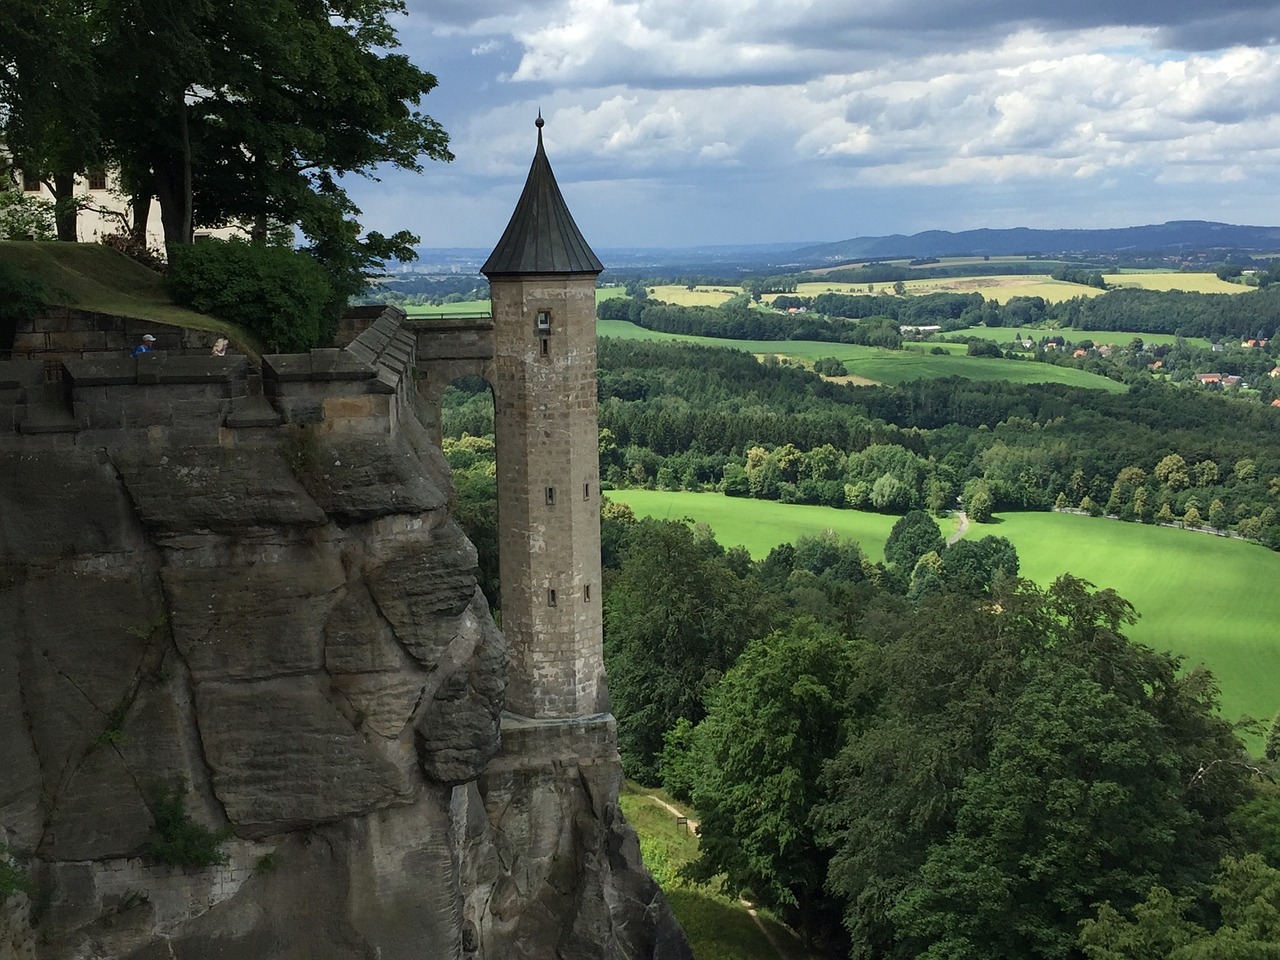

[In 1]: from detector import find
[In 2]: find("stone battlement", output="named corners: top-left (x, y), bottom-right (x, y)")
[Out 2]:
top-left (0, 306), bottom-right (417, 444)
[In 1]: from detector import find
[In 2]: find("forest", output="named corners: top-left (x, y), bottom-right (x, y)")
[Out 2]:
top-left (440, 301), bottom-right (1280, 957)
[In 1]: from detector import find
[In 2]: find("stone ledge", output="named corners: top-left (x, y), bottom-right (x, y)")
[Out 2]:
top-left (64, 355), bottom-right (249, 387)
top-left (264, 352), bottom-right (375, 383)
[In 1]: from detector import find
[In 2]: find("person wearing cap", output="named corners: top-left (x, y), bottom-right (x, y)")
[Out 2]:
top-left (132, 334), bottom-right (157, 357)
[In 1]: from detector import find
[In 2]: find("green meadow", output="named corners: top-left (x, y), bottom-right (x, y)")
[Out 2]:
top-left (901, 272), bottom-right (1247, 302)
top-left (609, 490), bottom-right (1280, 732)
top-left (597, 319), bottom-right (1126, 392)
top-left (612, 489), bottom-right (904, 563)
top-left (944, 325), bottom-right (1213, 349)
top-left (402, 300), bottom-right (492, 318)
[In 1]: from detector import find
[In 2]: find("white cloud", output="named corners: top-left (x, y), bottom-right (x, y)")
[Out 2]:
top-left (353, 2), bottom-right (1280, 245)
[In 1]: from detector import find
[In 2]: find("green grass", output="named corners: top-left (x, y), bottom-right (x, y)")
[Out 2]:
top-left (599, 319), bottom-right (1125, 392)
top-left (900, 272), bottom-right (1250, 303)
top-left (608, 491), bottom-right (1280, 734)
top-left (0, 241), bottom-right (259, 354)
top-left (619, 784), bottom-right (815, 960)
top-left (402, 300), bottom-right (492, 318)
top-left (945, 326), bottom-right (1213, 349)
top-left (989, 511), bottom-right (1280, 733)
top-left (609, 490), bottom-right (911, 564)
top-left (646, 284), bottom-right (744, 307)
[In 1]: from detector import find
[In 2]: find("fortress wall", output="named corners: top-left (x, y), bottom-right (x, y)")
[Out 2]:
top-left (0, 308), bottom-right (419, 442)
top-left (7, 307), bottom-right (221, 362)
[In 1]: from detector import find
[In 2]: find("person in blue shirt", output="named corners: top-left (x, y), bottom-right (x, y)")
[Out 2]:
top-left (132, 334), bottom-right (157, 357)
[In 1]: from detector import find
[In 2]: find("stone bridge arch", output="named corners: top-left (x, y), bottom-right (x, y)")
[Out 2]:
top-left (405, 317), bottom-right (496, 444)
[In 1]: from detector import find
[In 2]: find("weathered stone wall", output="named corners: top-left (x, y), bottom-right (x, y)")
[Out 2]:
top-left (0, 307), bottom-right (689, 960)
top-left (5, 307), bottom-right (220, 363)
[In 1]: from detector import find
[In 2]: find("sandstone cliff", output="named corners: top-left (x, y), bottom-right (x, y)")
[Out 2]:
top-left (0, 327), bottom-right (690, 959)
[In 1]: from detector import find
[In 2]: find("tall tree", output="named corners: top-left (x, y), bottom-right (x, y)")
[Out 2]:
top-left (685, 619), bottom-right (862, 946)
top-left (603, 518), bottom-right (767, 781)
top-left (0, 0), bottom-right (102, 240)
top-left (818, 577), bottom-right (1253, 960)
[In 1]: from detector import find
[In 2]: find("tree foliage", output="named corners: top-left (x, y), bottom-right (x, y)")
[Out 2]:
top-left (603, 518), bottom-right (769, 782)
top-left (683, 619), bottom-right (861, 944)
top-left (817, 576), bottom-right (1253, 960)
top-left (2, 0), bottom-right (450, 312)
top-left (165, 239), bottom-right (334, 352)
top-left (1079, 854), bottom-right (1280, 960)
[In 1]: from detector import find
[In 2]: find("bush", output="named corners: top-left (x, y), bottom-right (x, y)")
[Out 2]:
top-left (0, 261), bottom-right (47, 356)
top-left (0, 847), bottom-right (30, 900)
top-left (148, 784), bottom-right (231, 867)
top-left (165, 239), bottom-right (334, 352)
top-left (0, 188), bottom-right (55, 240)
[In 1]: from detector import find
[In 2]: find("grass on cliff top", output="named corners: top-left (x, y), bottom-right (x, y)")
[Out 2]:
top-left (619, 783), bottom-right (816, 960)
top-left (0, 241), bottom-right (259, 353)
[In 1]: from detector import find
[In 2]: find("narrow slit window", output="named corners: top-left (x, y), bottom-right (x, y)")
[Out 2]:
top-left (548, 588), bottom-right (557, 607)
top-left (545, 486), bottom-right (556, 506)
top-left (540, 338), bottom-right (549, 356)
top-left (583, 482), bottom-right (590, 500)
top-left (584, 584), bottom-right (591, 602)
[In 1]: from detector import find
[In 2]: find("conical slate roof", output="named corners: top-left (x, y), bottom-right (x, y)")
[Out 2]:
top-left (481, 116), bottom-right (604, 277)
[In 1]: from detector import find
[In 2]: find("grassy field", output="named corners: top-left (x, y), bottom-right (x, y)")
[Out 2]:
top-left (598, 319), bottom-right (1126, 392)
top-left (943, 326), bottom-right (1213, 349)
top-left (608, 490), bottom-right (1280, 733)
top-left (644, 284), bottom-right (745, 307)
top-left (611, 489), bottom-right (905, 563)
top-left (619, 783), bottom-right (815, 960)
top-left (898, 272), bottom-right (1249, 303)
top-left (402, 300), bottom-right (492, 318)
top-left (0, 241), bottom-right (257, 353)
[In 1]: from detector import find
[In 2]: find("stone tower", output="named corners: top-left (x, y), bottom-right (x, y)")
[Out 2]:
top-left (482, 116), bottom-right (607, 720)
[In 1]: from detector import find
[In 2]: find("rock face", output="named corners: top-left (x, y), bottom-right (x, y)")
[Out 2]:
top-left (0, 421), bottom-right (689, 959)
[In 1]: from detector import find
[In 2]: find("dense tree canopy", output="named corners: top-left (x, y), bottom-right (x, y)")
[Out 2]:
top-left (1, 0), bottom-right (450, 328)
top-left (603, 517), bottom-right (769, 781)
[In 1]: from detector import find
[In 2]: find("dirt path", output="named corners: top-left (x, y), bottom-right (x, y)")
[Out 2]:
top-left (947, 510), bottom-right (969, 545)
top-left (645, 795), bottom-right (697, 833)
top-left (737, 899), bottom-right (789, 960)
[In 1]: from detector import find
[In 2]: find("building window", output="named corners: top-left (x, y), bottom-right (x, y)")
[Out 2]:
top-left (584, 584), bottom-right (591, 602)
top-left (545, 486), bottom-right (556, 506)
top-left (548, 589), bottom-right (557, 607)
top-left (21, 170), bottom-right (41, 192)
top-left (87, 170), bottom-right (107, 191)
top-left (583, 482), bottom-right (590, 500)
top-left (536, 310), bottom-right (552, 333)
top-left (540, 338), bottom-right (549, 357)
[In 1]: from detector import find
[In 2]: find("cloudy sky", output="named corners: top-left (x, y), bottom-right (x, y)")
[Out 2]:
top-left (348, 0), bottom-right (1280, 250)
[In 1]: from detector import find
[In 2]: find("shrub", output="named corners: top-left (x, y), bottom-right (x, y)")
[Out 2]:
top-left (0, 188), bottom-right (55, 240)
top-left (165, 238), bottom-right (334, 352)
top-left (0, 261), bottom-right (47, 356)
top-left (148, 785), bottom-right (231, 867)
top-left (99, 231), bottom-right (167, 272)
top-left (0, 847), bottom-right (30, 899)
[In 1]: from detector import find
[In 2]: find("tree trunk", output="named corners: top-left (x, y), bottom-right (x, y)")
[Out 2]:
top-left (154, 158), bottom-right (189, 252)
top-left (129, 176), bottom-right (154, 245)
top-left (52, 172), bottom-right (77, 241)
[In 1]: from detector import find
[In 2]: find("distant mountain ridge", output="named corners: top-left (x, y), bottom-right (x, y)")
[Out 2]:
top-left (793, 220), bottom-right (1280, 262)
